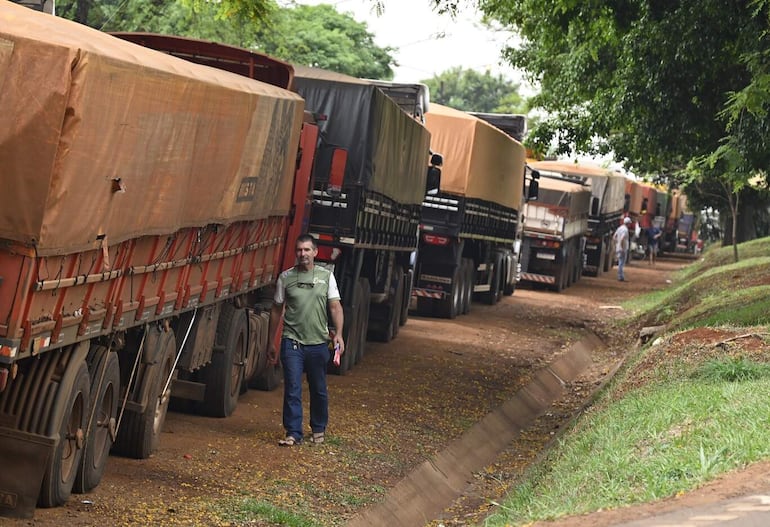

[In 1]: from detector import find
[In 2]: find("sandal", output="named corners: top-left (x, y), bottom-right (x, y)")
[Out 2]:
top-left (310, 432), bottom-right (325, 444)
top-left (278, 436), bottom-right (301, 447)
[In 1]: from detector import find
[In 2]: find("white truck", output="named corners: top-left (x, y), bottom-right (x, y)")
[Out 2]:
top-left (519, 176), bottom-right (591, 291)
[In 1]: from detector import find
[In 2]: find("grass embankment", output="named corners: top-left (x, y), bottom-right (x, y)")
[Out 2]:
top-left (485, 238), bottom-right (770, 526)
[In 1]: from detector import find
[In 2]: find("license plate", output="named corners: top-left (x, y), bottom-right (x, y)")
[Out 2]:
top-left (536, 252), bottom-right (556, 261)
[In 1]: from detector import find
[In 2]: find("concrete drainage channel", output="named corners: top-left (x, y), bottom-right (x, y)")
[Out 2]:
top-left (346, 330), bottom-right (609, 527)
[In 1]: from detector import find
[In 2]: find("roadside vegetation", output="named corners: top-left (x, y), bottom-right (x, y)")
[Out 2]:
top-left (484, 238), bottom-right (770, 526)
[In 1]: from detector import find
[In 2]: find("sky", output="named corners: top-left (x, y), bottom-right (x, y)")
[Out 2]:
top-left (295, 0), bottom-right (523, 85)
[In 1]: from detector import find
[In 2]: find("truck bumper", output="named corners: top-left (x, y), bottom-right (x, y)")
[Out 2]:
top-left (519, 272), bottom-right (556, 285)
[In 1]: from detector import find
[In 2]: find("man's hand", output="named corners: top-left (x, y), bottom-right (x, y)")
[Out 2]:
top-left (333, 334), bottom-right (345, 355)
top-left (267, 344), bottom-right (278, 366)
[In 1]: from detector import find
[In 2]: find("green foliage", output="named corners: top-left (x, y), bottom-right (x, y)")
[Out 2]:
top-left (253, 3), bottom-right (396, 79)
top-left (695, 357), bottom-right (770, 383)
top-left (470, 0), bottom-right (770, 238)
top-left (421, 66), bottom-right (527, 113)
top-left (56, 0), bottom-right (264, 45)
top-left (57, 1), bottom-right (394, 79)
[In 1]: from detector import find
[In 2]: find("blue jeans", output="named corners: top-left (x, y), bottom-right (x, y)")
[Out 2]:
top-left (280, 339), bottom-right (330, 441)
top-left (617, 250), bottom-right (627, 280)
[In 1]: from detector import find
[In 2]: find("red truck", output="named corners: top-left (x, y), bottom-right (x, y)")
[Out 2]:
top-left (0, 4), bottom-right (341, 517)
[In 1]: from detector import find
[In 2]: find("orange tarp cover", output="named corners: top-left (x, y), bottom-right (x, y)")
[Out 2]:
top-left (0, 3), bottom-right (303, 256)
top-left (424, 104), bottom-right (525, 210)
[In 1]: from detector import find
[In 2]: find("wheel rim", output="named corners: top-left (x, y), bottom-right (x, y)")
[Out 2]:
top-left (153, 358), bottom-right (173, 436)
top-left (61, 391), bottom-right (85, 484)
top-left (92, 379), bottom-right (115, 467)
top-left (230, 330), bottom-right (246, 398)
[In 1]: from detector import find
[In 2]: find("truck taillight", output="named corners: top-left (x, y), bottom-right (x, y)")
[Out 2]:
top-left (537, 239), bottom-right (560, 249)
top-left (423, 234), bottom-right (450, 246)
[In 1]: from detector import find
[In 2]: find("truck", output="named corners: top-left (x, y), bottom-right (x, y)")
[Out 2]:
top-left (0, 5), bottom-right (343, 517)
top-left (624, 179), bottom-right (658, 259)
top-left (291, 66), bottom-right (434, 368)
top-left (411, 104), bottom-right (533, 318)
top-left (519, 176), bottom-right (591, 292)
top-left (528, 161), bottom-right (625, 277)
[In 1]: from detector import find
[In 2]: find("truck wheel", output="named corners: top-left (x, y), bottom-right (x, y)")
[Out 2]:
top-left (241, 311), bottom-right (262, 393)
top-left (39, 360), bottom-right (90, 507)
top-left (399, 269), bottom-right (412, 327)
top-left (457, 262), bottom-right (469, 315)
top-left (368, 266), bottom-right (404, 342)
top-left (483, 255), bottom-right (503, 305)
top-left (503, 254), bottom-right (516, 296)
top-left (74, 347), bottom-right (120, 494)
top-left (355, 278), bottom-right (371, 365)
top-left (113, 328), bottom-right (176, 459)
top-left (331, 298), bottom-right (358, 375)
top-left (603, 236), bottom-right (612, 273)
top-left (462, 259), bottom-right (474, 314)
top-left (196, 304), bottom-right (247, 417)
top-left (250, 313), bottom-right (280, 391)
top-left (390, 267), bottom-right (405, 338)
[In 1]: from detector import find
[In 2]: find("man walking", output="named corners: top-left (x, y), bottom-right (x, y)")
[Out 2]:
top-left (268, 234), bottom-right (345, 446)
top-left (647, 224), bottom-right (662, 266)
top-left (614, 217), bottom-right (632, 281)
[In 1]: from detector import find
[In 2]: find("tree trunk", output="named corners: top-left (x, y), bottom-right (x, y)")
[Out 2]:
top-left (75, 0), bottom-right (89, 24)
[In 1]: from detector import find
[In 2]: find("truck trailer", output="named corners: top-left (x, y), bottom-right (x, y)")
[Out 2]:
top-left (0, 5), bottom-right (341, 517)
top-left (412, 104), bottom-right (532, 318)
top-left (519, 176), bottom-right (591, 292)
top-left (291, 67), bottom-right (434, 370)
top-left (528, 161), bottom-right (625, 277)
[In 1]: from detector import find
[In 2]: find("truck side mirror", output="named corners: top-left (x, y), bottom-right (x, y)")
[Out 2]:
top-left (527, 180), bottom-right (539, 201)
top-left (426, 152), bottom-right (443, 194)
top-left (591, 196), bottom-right (600, 216)
top-left (526, 168), bottom-right (540, 201)
top-left (426, 166), bottom-right (441, 195)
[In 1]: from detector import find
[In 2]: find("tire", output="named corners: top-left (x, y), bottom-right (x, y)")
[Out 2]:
top-left (399, 269), bottom-right (412, 327)
top-left (503, 254), bottom-right (516, 296)
top-left (457, 262), bottom-right (468, 316)
top-left (196, 304), bottom-right (247, 417)
top-left (39, 360), bottom-right (90, 507)
top-left (483, 254), bottom-right (503, 305)
top-left (241, 311), bottom-right (262, 393)
top-left (355, 278), bottom-right (371, 365)
top-left (113, 327), bottom-right (176, 459)
top-left (250, 313), bottom-right (281, 391)
top-left (368, 266), bottom-right (404, 342)
top-left (390, 267), bottom-right (405, 339)
top-left (326, 280), bottom-right (356, 375)
top-left (462, 259), bottom-right (474, 314)
top-left (74, 348), bottom-right (120, 494)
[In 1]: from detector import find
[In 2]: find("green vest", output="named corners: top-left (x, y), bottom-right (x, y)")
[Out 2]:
top-left (281, 266), bottom-right (337, 345)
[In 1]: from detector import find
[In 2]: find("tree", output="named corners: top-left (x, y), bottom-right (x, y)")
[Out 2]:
top-left (55, 0), bottom-right (257, 45)
top-left (253, 3), bottom-right (396, 79)
top-left (421, 66), bottom-right (526, 113)
top-left (470, 0), bottom-right (770, 258)
top-left (55, 1), bottom-right (395, 78)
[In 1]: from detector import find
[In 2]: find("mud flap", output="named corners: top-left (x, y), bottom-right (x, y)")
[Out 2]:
top-left (0, 427), bottom-right (56, 518)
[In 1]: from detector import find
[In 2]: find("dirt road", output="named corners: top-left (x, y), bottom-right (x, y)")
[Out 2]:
top-left (10, 256), bottom-right (697, 526)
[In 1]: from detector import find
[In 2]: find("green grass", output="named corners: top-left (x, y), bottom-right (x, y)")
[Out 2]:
top-left (484, 236), bottom-right (770, 527)
top-left (219, 497), bottom-right (318, 527)
top-left (485, 376), bottom-right (770, 526)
